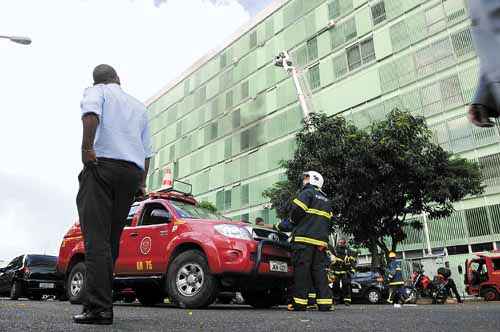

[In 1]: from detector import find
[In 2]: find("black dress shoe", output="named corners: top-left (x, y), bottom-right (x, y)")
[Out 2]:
top-left (468, 104), bottom-right (495, 128)
top-left (73, 310), bottom-right (113, 325)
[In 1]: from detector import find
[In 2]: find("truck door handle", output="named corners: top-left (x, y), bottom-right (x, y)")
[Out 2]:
top-left (130, 232), bottom-right (138, 237)
top-left (160, 230), bottom-right (168, 236)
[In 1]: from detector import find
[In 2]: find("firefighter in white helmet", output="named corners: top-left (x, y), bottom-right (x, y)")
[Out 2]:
top-left (287, 171), bottom-right (334, 311)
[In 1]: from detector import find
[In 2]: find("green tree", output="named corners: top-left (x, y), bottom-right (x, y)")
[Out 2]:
top-left (264, 110), bottom-right (483, 266)
top-left (198, 201), bottom-right (218, 213)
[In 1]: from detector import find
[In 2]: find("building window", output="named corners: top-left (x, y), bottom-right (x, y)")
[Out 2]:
top-left (232, 109), bottom-right (240, 129)
top-left (371, 1), bottom-right (386, 25)
top-left (471, 242), bottom-right (494, 253)
top-left (241, 129), bottom-right (250, 151)
top-left (451, 28), bottom-right (474, 58)
top-left (224, 138), bottom-right (232, 159)
top-left (241, 184), bottom-right (249, 206)
top-left (224, 190), bottom-right (232, 210)
top-left (241, 81), bottom-right (249, 100)
top-left (446, 245), bottom-right (469, 255)
top-left (344, 17), bottom-right (357, 42)
top-left (225, 90), bottom-right (234, 110)
top-left (479, 153), bottom-right (500, 188)
top-left (210, 122), bottom-right (218, 141)
top-left (360, 38), bottom-right (375, 63)
top-left (169, 144), bottom-right (176, 162)
top-left (346, 44), bottom-right (362, 71)
top-left (308, 64), bottom-right (321, 90)
top-left (216, 191), bottom-right (224, 210)
top-left (307, 37), bottom-right (318, 62)
top-left (220, 52), bottom-right (227, 69)
top-left (249, 30), bottom-right (257, 49)
top-left (328, 0), bottom-right (353, 20)
top-left (176, 121), bottom-right (182, 138)
top-left (332, 53), bottom-right (348, 79)
top-left (465, 207), bottom-right (491, 238)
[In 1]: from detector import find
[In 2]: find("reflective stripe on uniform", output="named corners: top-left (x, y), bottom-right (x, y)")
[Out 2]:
top-left (344, 298), bottom-right (352, 302)
top-left (293, 297), bottom-right (308, 305)
top-left (293, 198), bottom-right (308, 211)
top-left (307, 208), bottom-right (333, 219)
top-left (292, 199), bottom-right (332, 220)
top-left (389, 281), bottom-right (404, 286)
top-left (308, 293), bottom-right (317, 298)
top-left (294, 236), bottom-right (327, 247)
top-left (316, 298), bottom-right (333, 305)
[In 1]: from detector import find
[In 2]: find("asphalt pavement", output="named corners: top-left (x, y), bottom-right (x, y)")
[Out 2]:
top-left (1, 298), bottom-right (499, 332)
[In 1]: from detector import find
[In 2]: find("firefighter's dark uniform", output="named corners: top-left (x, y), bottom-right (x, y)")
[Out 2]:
top-left (331, 245), bottom-right (356, 304)
top-left (386, 259), bottom-right (404, 304)
top-left (289, 183), bottom-right (333, 311)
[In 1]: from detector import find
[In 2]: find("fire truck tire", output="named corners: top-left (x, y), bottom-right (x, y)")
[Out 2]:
top-left (167, 250), bottom-right (218, 309)
top-left (67, 262), bottom-right (86, 304)
top-left (481, 287), bottom-right (499, 301)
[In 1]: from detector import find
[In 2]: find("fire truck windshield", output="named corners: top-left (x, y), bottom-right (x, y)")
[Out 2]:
top-left (169, 200), bottom-right (230, 221)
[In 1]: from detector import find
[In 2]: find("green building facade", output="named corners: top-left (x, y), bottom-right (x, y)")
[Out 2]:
top-left (146, 0), bottom-right (500, 274)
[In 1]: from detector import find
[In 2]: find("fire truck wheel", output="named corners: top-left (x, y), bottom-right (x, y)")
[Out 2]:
top-left (167, 250), bottom-right (218, 309)
top-left (481, 287), bottom-right (499, 301)
top-left (67, 262), bottom-right (86, 304)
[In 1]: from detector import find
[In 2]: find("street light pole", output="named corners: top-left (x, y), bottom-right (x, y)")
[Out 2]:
top-left (0, 35), bottom-right (32, 45)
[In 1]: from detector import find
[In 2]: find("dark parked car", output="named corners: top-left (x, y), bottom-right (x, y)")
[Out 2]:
top-left (350, 270), bottom-right (388, 304)
top-left (0, 254), bottom-right (64, 300)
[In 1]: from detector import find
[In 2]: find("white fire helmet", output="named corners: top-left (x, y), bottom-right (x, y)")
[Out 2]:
top-left (303, 171), bottom-right (324, 189)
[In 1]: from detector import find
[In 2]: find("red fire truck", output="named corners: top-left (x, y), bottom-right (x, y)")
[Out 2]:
top-left (57, 182), bottom-right (292, 308)
top-left (464, 252), bottom-right (500, 301)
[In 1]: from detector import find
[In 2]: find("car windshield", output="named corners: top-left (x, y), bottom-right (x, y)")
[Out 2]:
top-left (169, 200), bottom-right (229, 220)
top-left (26, 255), bottom-right (57, 267)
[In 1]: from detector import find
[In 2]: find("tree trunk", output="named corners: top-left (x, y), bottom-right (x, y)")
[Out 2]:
top-left (368, 240), bottom-right (383, 270)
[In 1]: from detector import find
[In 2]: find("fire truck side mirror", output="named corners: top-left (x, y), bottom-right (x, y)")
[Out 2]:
top-left (457, 265), bottom-right (463, 275)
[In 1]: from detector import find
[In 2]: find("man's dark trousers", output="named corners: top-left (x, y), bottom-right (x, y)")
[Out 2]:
top-left (76, 158), bottom-right (142, 312)
top-left (292, 243), bottom-right (332, 310)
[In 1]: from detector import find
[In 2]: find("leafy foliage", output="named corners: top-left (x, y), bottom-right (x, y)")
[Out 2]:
top-left (198, 201), bottom-right (218, 213)
top-left (264, 110), bottom-right (484, 261)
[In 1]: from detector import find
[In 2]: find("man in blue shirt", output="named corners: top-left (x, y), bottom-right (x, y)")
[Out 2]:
top-left (74, 64), bottom-right (154, 325)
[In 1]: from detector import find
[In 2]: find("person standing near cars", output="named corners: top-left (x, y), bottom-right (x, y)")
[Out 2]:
top-left (287, 171), bottom-right (334, 312)
top-left (74, 64), bottom-right (154, 325)
top-left (386, 252), bottom-right (404, 304)
top-left (467, 0), bottom-right (500, 127)
top-left (331, 238), bottom-right (357, 306)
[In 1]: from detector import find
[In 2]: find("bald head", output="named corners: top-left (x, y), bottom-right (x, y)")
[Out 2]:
top-left (93, 64), bottom-right (120, 85)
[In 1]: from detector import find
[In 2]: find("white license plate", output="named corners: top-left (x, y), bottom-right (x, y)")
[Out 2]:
top-left (39, 283), bottom-right (54, 289)
top-left (269, 260), bottom-right (288, 272)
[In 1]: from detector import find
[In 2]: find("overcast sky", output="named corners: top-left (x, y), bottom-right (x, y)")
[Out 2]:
top-left (0, 0), bottom-right (273, 264)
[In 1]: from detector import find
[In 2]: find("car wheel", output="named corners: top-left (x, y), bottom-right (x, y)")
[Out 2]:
top-left (242, 289), bottom-right (284, 309)
top-left (167, 250), bottom-right (218, 309)
top-left (67, 262), bottom-right (86, 304)
top-left (482, 287), bottom-right (499, 301)
top-left (366, 289), bottom-right (381, 304)
top-left (9, 280), bottom-right (23, 300)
